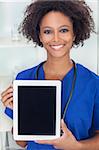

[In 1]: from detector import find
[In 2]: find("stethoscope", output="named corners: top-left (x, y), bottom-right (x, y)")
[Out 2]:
top-left (35, 60), bottom-right (77, 120)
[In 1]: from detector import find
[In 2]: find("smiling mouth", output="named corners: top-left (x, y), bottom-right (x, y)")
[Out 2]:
top-left (50, 44), bottom-right (65, 50)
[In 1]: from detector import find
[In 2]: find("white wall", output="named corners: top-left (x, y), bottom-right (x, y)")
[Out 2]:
top-left (71, 0), bottom-right (98, 74)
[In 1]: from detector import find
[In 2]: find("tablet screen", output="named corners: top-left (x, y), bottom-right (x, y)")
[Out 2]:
top-left (18, 86), bottom-right (56, 135)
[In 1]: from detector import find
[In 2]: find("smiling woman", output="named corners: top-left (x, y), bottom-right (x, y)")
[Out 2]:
top-left (1, 0), bottom-right (99, 150)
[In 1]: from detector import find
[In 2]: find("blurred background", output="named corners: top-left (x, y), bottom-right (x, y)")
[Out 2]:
top-left (0, 0), bottom-right (99, 149)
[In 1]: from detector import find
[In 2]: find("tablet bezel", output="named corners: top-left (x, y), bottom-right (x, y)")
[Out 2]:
top-left (13, 80), bottom-right (61, 140)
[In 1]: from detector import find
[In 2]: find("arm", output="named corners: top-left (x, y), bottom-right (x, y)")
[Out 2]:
top-left (1, 86), bottom-right (27, 148)
top-left (35, 120), bottom-right (99, 150)
top-left (79, 131), bottom-right (99, 150)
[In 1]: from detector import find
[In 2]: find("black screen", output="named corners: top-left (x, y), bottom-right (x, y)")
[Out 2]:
top-left (18, 86), bottom-right (56, 135)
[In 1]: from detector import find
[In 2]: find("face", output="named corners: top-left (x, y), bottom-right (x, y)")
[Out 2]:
top-left (39, 11), bottom-right (75, 59)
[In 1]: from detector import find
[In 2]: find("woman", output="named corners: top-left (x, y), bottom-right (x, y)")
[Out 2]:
top-left (1, 0), bottom-right (99, 150)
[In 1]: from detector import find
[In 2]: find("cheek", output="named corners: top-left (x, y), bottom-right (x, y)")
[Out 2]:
top-left (63, 35), bottom-right (74, 44)
top-left (40, 38), bottom-right (49, 48)
top-left (44, 37), bottom-right (52, 43)
top-left (40, 34), bottom-right (54, 44)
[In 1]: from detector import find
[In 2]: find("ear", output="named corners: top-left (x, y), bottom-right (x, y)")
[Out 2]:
top-left (73, 35), bottom-right (75, 42)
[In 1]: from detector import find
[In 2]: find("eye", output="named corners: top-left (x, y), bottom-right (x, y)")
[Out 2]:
top-left (60, 28), bottom-right (69, 33)
top-left (44, 29), bottom-right (52, 34)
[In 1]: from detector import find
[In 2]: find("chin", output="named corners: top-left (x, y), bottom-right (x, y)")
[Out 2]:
top-left (50, 53), bottom-right (67, 59)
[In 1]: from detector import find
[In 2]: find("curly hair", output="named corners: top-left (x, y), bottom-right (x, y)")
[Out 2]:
top-left (19, 0), bottom-right (95, 47)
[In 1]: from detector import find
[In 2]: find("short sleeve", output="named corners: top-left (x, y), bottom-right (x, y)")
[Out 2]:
top-left (93, 78), bottom-right (99, 130)
top-left (5, 107), bottom-right (13, 119)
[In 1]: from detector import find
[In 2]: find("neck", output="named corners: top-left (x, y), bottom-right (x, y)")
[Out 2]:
top-left (43, 56), bottom-right (73, 79)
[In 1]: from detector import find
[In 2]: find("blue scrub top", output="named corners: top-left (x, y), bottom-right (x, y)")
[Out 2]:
top-left (5, 62), bottom-right (99, 150)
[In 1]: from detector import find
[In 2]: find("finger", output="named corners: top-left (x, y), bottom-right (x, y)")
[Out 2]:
top-left (1, 86), bottom-right (13, 98)
top-left (7, 102), bottom-right (13, 109)
top-left (9, 101), bottom-right (13, 109)
top-left (2, 85), bottom-right (13, 94)
top-left (2, 92), bottom-right (13, 103)
top-left (4, 97), bottom-right (13, 107)
top-left (61, 119), bottom-right (69, 133)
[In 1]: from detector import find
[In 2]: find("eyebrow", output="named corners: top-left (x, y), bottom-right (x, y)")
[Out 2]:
top-left (41, 25), bottom-right (70, 29)
top-left (59, 25), bottom-right (70, 28)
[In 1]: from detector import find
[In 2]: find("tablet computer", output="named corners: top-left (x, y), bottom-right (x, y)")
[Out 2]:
top-left (13, 80), bottom-right (61, 141)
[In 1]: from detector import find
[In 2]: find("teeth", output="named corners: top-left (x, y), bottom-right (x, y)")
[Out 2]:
top-left (51, 45), bottom-right (64, 50)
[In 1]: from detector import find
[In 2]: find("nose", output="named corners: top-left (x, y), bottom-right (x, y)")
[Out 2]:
top-left (53, 31), bottom-right (60, 42)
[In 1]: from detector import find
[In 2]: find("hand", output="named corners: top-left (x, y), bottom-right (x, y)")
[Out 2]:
top-left (1, 85), bottom-right (13, 109)
top-left (35, 119), bottom-right (81, 150)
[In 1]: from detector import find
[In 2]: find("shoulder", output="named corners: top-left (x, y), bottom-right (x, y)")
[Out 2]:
top-left (16, 63), bottom-right (41, 80)
top-left (77, 63), bottom-right (99, 81)
top-left (77, 64), bottom-right (99, 90)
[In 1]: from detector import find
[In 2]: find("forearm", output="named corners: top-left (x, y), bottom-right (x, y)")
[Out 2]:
top-left (79, 133), bottom-right (99, 150)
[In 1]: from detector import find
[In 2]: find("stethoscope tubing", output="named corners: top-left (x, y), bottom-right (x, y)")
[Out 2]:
top-left (35, 60), bottom-right (77, 120)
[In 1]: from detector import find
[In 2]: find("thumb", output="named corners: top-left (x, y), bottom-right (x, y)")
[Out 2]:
top-left (61, 119), bottom-right (68, 133)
